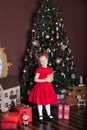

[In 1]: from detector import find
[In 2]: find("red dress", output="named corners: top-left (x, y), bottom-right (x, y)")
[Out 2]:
top-left (28, 66), bottom-right (58, 105)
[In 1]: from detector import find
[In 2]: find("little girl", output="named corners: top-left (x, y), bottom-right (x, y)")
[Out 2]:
top-left (28, 55), bottom-right (58, 121)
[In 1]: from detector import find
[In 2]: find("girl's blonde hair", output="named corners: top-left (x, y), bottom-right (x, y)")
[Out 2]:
top-left (36, 53), bottom-right (48, 66)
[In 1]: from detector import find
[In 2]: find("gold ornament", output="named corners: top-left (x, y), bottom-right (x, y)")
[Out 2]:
top-left (56, 33), bottom-right (59, 39)
top-left (56, 58), bottom-right (62, 64)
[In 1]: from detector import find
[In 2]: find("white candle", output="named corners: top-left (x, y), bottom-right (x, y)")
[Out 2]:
top-left (80, 76), bottom-right (83, 84)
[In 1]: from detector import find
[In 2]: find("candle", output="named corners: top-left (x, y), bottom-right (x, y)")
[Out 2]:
top-left (80, 76), bottom-right (83, 84)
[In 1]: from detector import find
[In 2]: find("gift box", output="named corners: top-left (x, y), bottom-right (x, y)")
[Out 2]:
top-left (64, 104), bottom-right (70, 119)
top-left (58, 103), bottom-right (70, 120)
top-left (57, 94), bottom-right (65, 103)
top-left (58, 104), bottom-right (63, 119)
top-left (16, 104), bottom-right (32, 124)
top-left (1, 122), bottom-right (18, 129)
top-left (2, 111), bottom-right (20, 123)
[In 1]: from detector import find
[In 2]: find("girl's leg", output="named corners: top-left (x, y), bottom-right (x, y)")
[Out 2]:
top-left (37, 105), bottom-right (43, 120)
top-left (45, 104), bottom-right (54, 119)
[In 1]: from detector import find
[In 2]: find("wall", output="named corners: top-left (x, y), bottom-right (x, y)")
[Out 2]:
top-left (0, 0), bottom-right (87, 77)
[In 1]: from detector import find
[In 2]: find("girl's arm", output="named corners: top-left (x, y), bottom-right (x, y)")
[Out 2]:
top-left (34, 73), bottom-right (47, 82)
top-left (34, 72), bottom-right (53, 83)
top-left (47, 73), bottom-right (53, 82)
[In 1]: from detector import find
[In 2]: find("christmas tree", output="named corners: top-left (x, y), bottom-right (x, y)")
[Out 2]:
top-left (20, 0), bottom-right (79, 103)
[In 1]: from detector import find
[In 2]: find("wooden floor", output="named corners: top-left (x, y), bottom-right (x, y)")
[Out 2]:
top-left (17, 105), bottom-right (87, 130)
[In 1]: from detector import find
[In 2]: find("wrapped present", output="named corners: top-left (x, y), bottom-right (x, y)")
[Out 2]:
top-left (1, 122), bottom-right (18, 129)
top-left (57, 94), bottom-right (65, 100)
top-left (57, 94), bottom-right (65, 103)
top-left (58, 103), bottom-right (70, 120)
top-left (15, 104), bottom-right (32, 124)
top-left (58, 103), bottom-right (63, 119)
top-left (2, 111), bottom-right (20, 123)
top-left (64, 104), bottom-right (70, 120)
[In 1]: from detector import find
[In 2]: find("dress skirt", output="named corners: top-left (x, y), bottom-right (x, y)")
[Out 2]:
top-left (28, 82), bottom-right (58, 105)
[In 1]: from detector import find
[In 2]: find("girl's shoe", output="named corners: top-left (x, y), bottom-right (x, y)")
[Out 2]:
top-left (39, 116), bottom-right (43, 122)
top-left (47, 115), bottom-right (54, 121)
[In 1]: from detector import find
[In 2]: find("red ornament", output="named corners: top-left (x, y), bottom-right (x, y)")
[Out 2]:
top-left (53, 17), bottom-right (56, 21)
top-left (53, 43), bottom-right (57, 46)
top-left (59, 53), bottom-right (64, 57)
top-left (56, 67), bottom-right (58, 70)
top-left (43, 50), bottom-right (48, 57)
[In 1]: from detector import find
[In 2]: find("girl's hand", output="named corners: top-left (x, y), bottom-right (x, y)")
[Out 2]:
top-left (45, 77), bottom-right (51, 82)
top-left (45, 75), bottom-right (53, 82)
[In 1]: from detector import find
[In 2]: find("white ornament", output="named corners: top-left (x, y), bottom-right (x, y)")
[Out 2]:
top-left (56, 27), bottom-right (58, 31)
top-left (71, 74), bottom-right (76, 79)
top-left (52, 31), bottom-right (54, 34)
top-left (51, 38), bottom-right (54, 41)
top-left (61, 72), bottom-right (65, 78)
top-left (55, 22), bottom-right (58, 25)
top-left (60, 42), bottom-right (63, 45)
top-left (62, 63), bottom-right (65, 67)
top-left (32, 40), bottom-right (39, 46)
top-left (66, 57), bottom-right (69, 61)
top-left (47, 48), bottom-right (51, 53)
top-left (42, 32), bottom-right (44, 36)
top-left (71, 66), bottom-right (73, 70)
top-left (42, 15), bottom-right (44, 18)
top-left (59, 23), bottom-right (61, 27)
top-left (32, 29), bottom-right (35, 32)
top-left (61, 45), bottom-right (67, 50)
top-left (46, 35), bottom-right (50, 39)
top-left (47, 8), bottom-right (50, 11)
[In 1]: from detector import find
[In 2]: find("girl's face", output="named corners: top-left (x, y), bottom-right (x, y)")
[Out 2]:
top-left (39, 55), bottom-right (48, 67)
